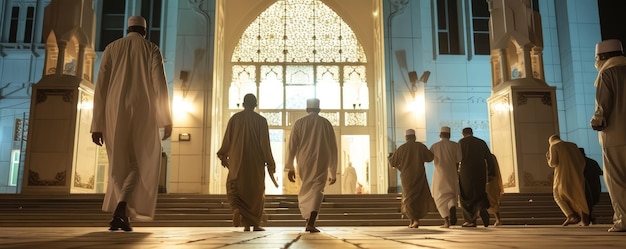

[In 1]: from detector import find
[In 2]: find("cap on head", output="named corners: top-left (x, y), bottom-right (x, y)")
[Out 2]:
top-left (306, 98), bottom-right (320, 109)
top-left (405, 129), bottom-right (415, 136)
top-left (128, 16), bottom-right (147, 28)
top-left (440, 126), bottom-right (451, 133)
top-left (596, 39), bottom-right (623, 55)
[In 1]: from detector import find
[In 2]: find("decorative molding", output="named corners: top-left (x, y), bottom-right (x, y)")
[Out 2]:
top-left (36, 89), bottom-right (73, 104)
top-left (73, 173), bottom-right (95, 189)
top-left (389, 0), bottom-right (410, 16)
top-left (522, 170), bottom-right (552, 187)
top-left (28, 170), bottom-right (66, 186)
top-left (517, 92), bottom-right (552, 106)
top-left (503, 172), bottom-right (516, 188)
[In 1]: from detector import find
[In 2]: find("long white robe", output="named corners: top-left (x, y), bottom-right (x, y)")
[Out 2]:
top-left (429, 138), bottom-right (462, 218)
top-left (591, 56), bottom-right (626, 229)
top-left (342, 165), bottom-right (357, 194)
top-left (286, 112), bottom-right (338, 219)
top-left (547, 140), bottom-right (589, 218)
top-left (91, 32), bottom-right (172, 221)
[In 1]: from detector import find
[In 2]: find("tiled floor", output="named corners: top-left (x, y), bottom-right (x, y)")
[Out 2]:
top-left (1, 225), bottom-right (625, 249)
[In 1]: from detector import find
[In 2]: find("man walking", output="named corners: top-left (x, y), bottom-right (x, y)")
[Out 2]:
top-left (91, 16), bottom-right (172, 232)
top-left (591, 39), bottom-right (626, 232)
top-left (458, 127), bottom-right (496, 227)
top-left (429, 126), bottom-right (462, 228)
top-left (217, 93), bottom-right (276, 232)
top-left (389, 129), bottom-right (435, 228)
top-left (285, 98), bottom-right (338, 233)
top-left (546, 135), bottom-right (589, 226)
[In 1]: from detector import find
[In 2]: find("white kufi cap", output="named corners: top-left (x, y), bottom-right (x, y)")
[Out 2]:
top-left (306, 98), bottom-right (320, 109)
top-left (596, 39), bottom-right (623, 55)
top-left (440, 126), bottom-right (451, 133)
top-left (405, 129), bottom-right (415, 136)
top-left (128, 16), bottom-right (147, 28)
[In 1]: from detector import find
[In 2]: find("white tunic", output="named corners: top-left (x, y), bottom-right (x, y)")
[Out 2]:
top-left (591, 55), bottom-right (626, 230)
top-left (286, 112), bottom-right (338, 219)
top-left (91, 32), bottom-right (172, 220)
top-left (429, 138), bottom-right (462, 217)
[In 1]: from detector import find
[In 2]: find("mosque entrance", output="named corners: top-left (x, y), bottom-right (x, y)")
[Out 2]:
top-left (218, 0), bottom-right (382, 194)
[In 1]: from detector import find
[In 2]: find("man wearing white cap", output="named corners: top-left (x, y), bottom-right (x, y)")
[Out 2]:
top-left (91, 16), bottom-right (172, 232)
top-left (590, 39), bottom-right (626, 232)
top-left (286, 98), bottom-right (338, 233)
top-left (388, 128), bottom-right (434, 228)
top-left (429, 126), bottom-right (462, 228)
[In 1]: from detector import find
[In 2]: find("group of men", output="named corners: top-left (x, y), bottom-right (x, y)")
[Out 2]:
top-left (89, 14), bottom-right (626, 233)
top-left (389, 126), bottom-right (502, 228)
top-left (218, 97), bottom-right (337, 233)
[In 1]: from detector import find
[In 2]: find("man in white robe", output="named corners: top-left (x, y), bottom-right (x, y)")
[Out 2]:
top-left (389, 129), bottom-right (434, 229)
top-left (429, 126), bottom-right (462, 228)
top-left (91, 16), bottom-right (172, 232)
top-left (217, 94), bottom-right (276, 232)
top-left (342, 162), bottom-right (358, 194)
top-left (590, 39), bottom-right (626, 232)
top-left (546, 135), bottom-right (589, 226)
top-left (285, 98), bottom-right (338, 233)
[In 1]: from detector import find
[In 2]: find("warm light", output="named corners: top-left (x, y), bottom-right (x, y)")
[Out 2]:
top-left (407, 99), bottom-right (424, 114)
top-left (173, 95), bottom-right (194, 114)
top-left (492, 102), bottom-right (511, 113)
top-left (77, 101), bottom-right (93, 110)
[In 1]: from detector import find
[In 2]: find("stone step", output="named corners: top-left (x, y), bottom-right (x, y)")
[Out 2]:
top-left (0, 193), bottom-right (614, 227)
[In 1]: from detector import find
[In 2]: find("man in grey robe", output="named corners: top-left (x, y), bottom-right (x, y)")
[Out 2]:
top-left (388, 129), bottom-right (434, 228)
top-left (591, 39), bottom-right (626, 232)
top-left (429, 126), bottom-right (462, 228)
top-left (285, 98), bottom-right (338, 233)
top-left (91, 16), bottom-right (172, 232)
top-left (458, 127), bottom-right (495, 227)
top-left (218, 94), bottom-right (276, 232)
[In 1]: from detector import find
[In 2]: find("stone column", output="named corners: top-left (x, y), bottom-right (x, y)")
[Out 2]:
top-left (486, 0), bottom-right (557, 193)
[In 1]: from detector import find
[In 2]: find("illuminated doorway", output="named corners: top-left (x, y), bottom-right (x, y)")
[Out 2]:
top-left (212, 0), bottom-right (387, 194)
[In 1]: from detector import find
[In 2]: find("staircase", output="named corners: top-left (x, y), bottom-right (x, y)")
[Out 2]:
top-left (0, 193), bottom-right (614, 227)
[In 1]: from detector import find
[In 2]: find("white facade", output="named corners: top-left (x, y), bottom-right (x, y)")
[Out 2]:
top-left (0, 0), bottom-right (604, 194)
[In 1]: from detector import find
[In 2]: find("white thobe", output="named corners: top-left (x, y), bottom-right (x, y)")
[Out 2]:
top-left (91, 32), bottom-right (172, 221)
top-left (342, 165), bottom-right (357, 194)
top-left (429, 139), bottom-right (462, 218)
top-left (591, 56), bottom-right (626, 230)
top-left (286, 112), bottom-right (338, 219)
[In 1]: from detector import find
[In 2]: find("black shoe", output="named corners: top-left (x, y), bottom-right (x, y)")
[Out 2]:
top-left (479, 209), bottom-right (490, 227)
top-left (109, 216), bottom-right (132, 232)
top-left (449, 206), bottom-right (457, 225)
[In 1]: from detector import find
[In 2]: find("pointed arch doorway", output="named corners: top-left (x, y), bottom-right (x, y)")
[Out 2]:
top-left (211, 0), bottom-right (387, 195)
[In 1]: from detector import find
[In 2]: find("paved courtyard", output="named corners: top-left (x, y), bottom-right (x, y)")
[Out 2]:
top-left (1, 225), bottom-right (625, 249)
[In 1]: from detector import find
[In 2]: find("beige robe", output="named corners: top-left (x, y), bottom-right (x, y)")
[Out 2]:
top-left (286, 113), bottom-right (338, 219)
top-left (547, 140), bottom-right (589, 217)
top-left (430, 138), bottom-right (462, 218)
top-left (388, 140), bottom-right (434, 221)
top-left (486, 154), bottom-right (504, 214)
top-left (217, 109), bottom-right (275, 226)
top-left (91, 32), bottom-right (172, 220)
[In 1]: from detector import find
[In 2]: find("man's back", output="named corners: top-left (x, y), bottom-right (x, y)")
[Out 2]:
top-left (595, 64), bottom-right (626, 147)
top-left (291, 113), bottom-right (336, 160)
top-left (431, 139), bottom-right (461, 167)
